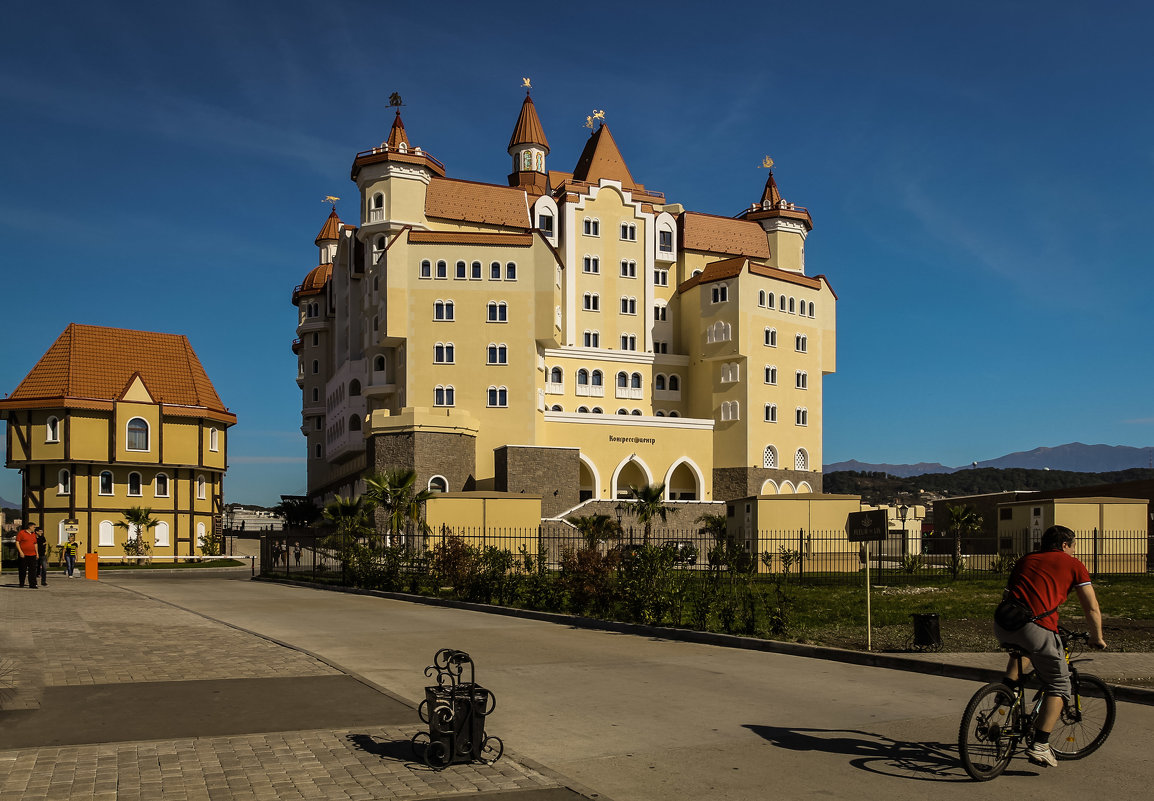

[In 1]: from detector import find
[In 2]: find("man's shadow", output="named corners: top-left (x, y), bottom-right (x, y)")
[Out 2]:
top-left (744, 725), bottom-right (1037, 782)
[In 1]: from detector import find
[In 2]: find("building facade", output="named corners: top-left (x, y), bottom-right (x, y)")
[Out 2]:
top-left (0, 325), bottom-right (236, 555)
top-left (293, 91), bottom-right (837, 518)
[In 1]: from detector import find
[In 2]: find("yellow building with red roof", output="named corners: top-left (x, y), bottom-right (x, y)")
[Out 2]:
top-left (292, 90), bottom-right (836, 518)
top-left (1, 324), bottom-right (236, 556)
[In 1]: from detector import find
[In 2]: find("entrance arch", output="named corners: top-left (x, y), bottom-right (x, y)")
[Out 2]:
top-left (578, 454), bottom-right (600, 501)
top-left (664, 458), bottom-right (703, 501)
top-left (612, 457), bottom-right (653, 498)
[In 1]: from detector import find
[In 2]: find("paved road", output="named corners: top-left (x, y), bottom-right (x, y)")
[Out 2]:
top-left (106, 573), bottom-right (1154, 801)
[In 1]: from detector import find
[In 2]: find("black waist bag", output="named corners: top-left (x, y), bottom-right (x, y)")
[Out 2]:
top-left (994, 597), bottom-right (1057, 631)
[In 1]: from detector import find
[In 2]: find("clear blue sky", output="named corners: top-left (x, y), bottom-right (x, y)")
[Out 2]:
top-left (2, 1), bottom-right (1152, 506)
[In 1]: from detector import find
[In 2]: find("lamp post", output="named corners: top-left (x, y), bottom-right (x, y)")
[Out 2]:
top-left (897, 503), bottom-right (909, 557)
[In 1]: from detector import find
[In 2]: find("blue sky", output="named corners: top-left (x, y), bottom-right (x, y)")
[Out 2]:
top-left (2, 1), bottom-right (1152, 506)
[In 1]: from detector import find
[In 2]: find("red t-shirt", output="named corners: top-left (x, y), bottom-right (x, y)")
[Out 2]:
top-left (1007, 550), bottom-right (1091, 632)
top-left (16, 528), bottom-right (38, 557)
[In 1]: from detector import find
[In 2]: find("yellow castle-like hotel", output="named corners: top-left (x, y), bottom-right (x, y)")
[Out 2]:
top-left (294, 91), bottom-right (837, 518)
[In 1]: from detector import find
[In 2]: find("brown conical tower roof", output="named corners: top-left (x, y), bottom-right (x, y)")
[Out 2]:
top-left (314, 208), bottom-right (342, 246)
top-left (386, 110), bottom-right (409, 149)
top-left (571, 124), bottom-right (636, 188)
top-left (760, 171), bottom-right (783, 206)
top-left (507, 92), bottom-right (550, 153)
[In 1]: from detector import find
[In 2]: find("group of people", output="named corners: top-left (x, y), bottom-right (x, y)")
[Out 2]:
top-left (14, 523), bottom-right (81, 587)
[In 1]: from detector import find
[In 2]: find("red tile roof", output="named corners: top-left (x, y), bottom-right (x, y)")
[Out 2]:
top-left (408, 231), bottom-right (534, 247)
top-left (294, 263), bottom-right (332, 301)
top-left (1, 324), bottom-right (235, 422)
top-left (681, 212), bottom-right (771, 258)
top-left (508, 93), bottom-right (550, 152)
top-left (424, 177), bottom-right (531, 229)
top-left (571, 125), bottom-right (640, 190)
top-left (314, 209), bottom-right (342, 245)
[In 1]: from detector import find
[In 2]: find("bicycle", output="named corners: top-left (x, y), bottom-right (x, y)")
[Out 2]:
top-left (958, 626), bottom-right (1116, 781)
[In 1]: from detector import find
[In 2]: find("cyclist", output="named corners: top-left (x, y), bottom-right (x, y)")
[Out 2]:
top-left (994, 525), bottom-right (1106, 768)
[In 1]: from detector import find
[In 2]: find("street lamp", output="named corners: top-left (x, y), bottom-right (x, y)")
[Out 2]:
top-left (897, 503), bottom-right (909, 557)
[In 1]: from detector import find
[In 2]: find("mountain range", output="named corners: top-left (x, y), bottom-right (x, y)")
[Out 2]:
top-left (824, 443), bottom-right (1154, 478)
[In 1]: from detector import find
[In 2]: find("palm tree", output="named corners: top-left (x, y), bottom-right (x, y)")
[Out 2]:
top-left (322, 495), bottom-right (370, 552)
top-left (570, 514), bottom-right (622, 550)
top-left (696, 513), bottom-right (728, 543)
top-left (274, 497), bottom-right (322, 530)
top-left (945, 504), bottom-right (982, 579)
top-left (622, 482), bottom-right (671, 545)
top-left (116, 506), bottom-right (159, 557)
top-left (363, 468), bottom-right (434, 547)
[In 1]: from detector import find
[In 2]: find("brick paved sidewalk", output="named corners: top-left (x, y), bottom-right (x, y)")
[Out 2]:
top-left (0, 579), bottom-right (584, 801)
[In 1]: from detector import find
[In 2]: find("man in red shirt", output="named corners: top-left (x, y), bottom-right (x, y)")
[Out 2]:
top-left (15, 523), bottom-right (39, 588)
top-left (994, 525), bottom-right (1105, 767)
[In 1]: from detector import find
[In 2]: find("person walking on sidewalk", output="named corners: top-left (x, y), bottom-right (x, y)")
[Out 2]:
top-left (36, 525), bottom-right (50, 586)
top-left (64, 534), bottom-right (80, 577)
top-left (993, 525), bottom-right (1106, 768)
top-left (16, 523), bottom-right (38, 588)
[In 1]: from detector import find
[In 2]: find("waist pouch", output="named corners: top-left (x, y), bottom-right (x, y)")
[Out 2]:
top-left (994, 598), bottom-right (1057, 631)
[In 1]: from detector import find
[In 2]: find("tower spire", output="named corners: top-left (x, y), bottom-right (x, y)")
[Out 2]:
top-left (507, 81), bottom-right (550, 194)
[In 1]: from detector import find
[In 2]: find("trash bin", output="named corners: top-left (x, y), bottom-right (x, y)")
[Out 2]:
top-left (411, 649), bottom-right (502, 770)
top-left (911, 613), bottom-right (941, 651)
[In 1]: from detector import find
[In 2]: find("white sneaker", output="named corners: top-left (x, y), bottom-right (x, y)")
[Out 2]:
top-left (1026, 741), bottom-right (1058, 767)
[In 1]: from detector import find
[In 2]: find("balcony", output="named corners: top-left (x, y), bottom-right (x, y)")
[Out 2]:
top-left (615, 387), bottom-right (644, 400)
top-left (545, 382), bottom-right (564, 395)
top-left (575, 385), bottom-right (605, 398)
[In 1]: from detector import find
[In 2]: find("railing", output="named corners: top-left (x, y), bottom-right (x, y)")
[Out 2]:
top-left (354, 146), bottom-right (446, 172)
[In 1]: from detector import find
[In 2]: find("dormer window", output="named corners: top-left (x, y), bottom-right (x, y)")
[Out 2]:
top-left (538, 213), bottom-right (554, 236)
top-left (659, 229), bottom-right (673, 253)
top-left (126, 418), bottom-right (150, 451)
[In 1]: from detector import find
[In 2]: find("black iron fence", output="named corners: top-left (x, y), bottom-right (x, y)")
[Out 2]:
top-left (260, 526), bottom-right (1151, 587)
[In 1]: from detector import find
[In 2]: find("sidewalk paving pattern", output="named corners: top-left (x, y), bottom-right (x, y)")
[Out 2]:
top-left (0, 575), bottom-right (580, 801)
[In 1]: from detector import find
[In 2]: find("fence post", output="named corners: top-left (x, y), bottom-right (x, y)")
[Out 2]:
top-left (1092, 527), bottom-right (1099, 577)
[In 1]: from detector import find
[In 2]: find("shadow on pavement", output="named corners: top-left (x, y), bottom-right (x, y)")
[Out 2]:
top-left (744, 724), bottom-right (1039, 782)
top-left (346, 732), bottom-right (420, 762)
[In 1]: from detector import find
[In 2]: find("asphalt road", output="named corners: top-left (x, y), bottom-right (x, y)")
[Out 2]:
top-left (106, 573), bottom-right (1154, 801)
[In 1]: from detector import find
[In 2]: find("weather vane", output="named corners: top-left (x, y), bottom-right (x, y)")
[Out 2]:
top-left (760, 155), bottom-right (775, 170)
top-left (388, 92), bottom-right (403, 108)
top-left (522, 77), bottom-right (532, 91)
top-left (323, 195), bottom-right (340, 207)
top-left (584, 109), bottom-right (606, 129)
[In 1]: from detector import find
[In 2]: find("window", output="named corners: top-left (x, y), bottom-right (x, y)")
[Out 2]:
top-left (209, 427), bottom-right (219, 452)
top-left (155, 473), bottom-right (169, 497)
top-left (758, 290), bottom-right (767, 307)
top-left (583, 330), bottom-right (599, 348)
top-left (487, 386), bottom-right (508, 407)
top-left (655, 374), bottom-right (666, 391)
top-left (617, 371), bottom-right (629, 388)
top-left (765, 328), bottom-right (777, 347)
top-left (620, 334), bottom-right (637, 350)
top-left (197, 475), bottom-right (207, 500)
top-left (591, 407), bottom-right (603, 414)
top-left (490, 261), bottom-right (502, 280)
top-left (434, 300), bottom-right (455, 320)
top-left (764, 404), bottom-right (777, 423)
top-left (434, 342), bottom-right (455, 363)
top-left (795, 407), bottom-right (809, 426)
top-left (654, 269), bottom-right (669, 286)
top-left (583, 293), bottom-right (600, 311)
top-left (659, 229), bottom-right (673, 252)
top-left (435, 260), bottom-right (447, 279)
top-left (583, 217), bottom-right (600, 236)
top-left (630, 372), bottom-right (642, 389)
top-left (349, 414), bottom-right (362, 432)
top-left (128, 472), bottom-right (142, 496)
top-left (796, 449), bottom-right (809, 471)
top-left (577, 406), bottom-right (589, 414)
top-left (620, 223), bottom-right (636, 241)
top-left (765, 365), bottom-right (777, 385)
top-left (668, 411), bottom-right (679, 417)
top-left (487, 343), bottom-right (508, 365)
top-left (779, 294), bottom-right (787, 311)
top-left (311, 333), bottom-right (319, 346)
top-left (583, 256), bottom-right (600, 274)
top-left (314, 417), bottom-right (322, 430)
top-left (808, 301), bottom-right (815, 317)
top-left (312, 359), bottom-right (319, 374)
top-left (711, 284), bottom-right (729, 303)
top-left (374, 355), bottom-right (386, 371)
top-left (372, 192), bottom-right (384, 211)
top-left (707, 321), bottom-right (732, 342)
top-left (58, 469), bottom-right (70, 495)
top-left (591, 370), bottom-right (603, 386)
top-left (434, 385), bottom-right (455, 406)
top-left (795, 334), bottom-right (808, 352)
top-left (617, 408), bottom-right (628, 415)
top-left (668, 375), bottom-right (680, 391)
top-left (505, 262), bottom-right (517, 280)
top-left (655, 410), bottom-right (665, 417)
top-left (46, 416), bottom-right (60, 442)
top-left (577, 369), bottom-right (589, 386)
top-left (99, 520), bottom-right (114, 547)
top-left (487, 301), bottom-right (508, 322)
top-left (796, 371), bottom-right (808, 389)
top-left (620, 260), bottom-right (636, 278)
top-left (314, 443), bottom-right (322, 458)
top-left (100, 471), bottom-right (113, 495)
top-left (620, 296), bottom-right (636, 315)
top-left (429, 475), bottom-right (449, 493)
top-left (549, 366), bottom-right (563, 383)
top-left (550, 404), bottom-right (563, 412)
top-left (763, 445), bottom-right (778, 469)
top-left (471, 261), bottom-right (482, 280)
top-left (789, 297), bottom-right (796, 313)
top-left (654, 341), bottom-right (668, 353)
top-left (539, 213), bottom-right (554, 235)
top-left (126, 418), bottom-right (149, 451)
top-left (311, 388), bottom-right (319, 402)
top-left (654, 303), bottom-right (667, 321)
top-left (155, 521), bottom-right (170, 547)
top-left (720, 401), bottom-right (740, 421)
top-left (419, 260), bottom-right (432, 278)
top-left (455, 260), bottom-right (467, 279)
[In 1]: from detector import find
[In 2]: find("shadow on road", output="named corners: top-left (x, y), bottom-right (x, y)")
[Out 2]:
top-left (346, 732), bottom-right (421, 763)
top-left (744, 724), bottom-right (1037, 782)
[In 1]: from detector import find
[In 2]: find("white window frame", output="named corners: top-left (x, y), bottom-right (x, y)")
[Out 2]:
top-left (126, 417), bottom-right (150, 452)
top-left (46, 416), bottom-right (60, 443)
top-left (99, 471), bottom-right (114, 496)
top-left (155, 472), bottom-right (170, 498)
top-left (764, 404), bottom-right (777, 423)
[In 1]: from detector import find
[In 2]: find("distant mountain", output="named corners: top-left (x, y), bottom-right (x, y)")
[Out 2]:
top-left (825, 443), bottom-right (1154, 478)
top-left (1, 496), bottom-right (18, 511)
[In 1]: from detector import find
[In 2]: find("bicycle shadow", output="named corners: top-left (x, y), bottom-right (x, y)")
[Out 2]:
top-left (744, 725), bottom-right (1038, 782)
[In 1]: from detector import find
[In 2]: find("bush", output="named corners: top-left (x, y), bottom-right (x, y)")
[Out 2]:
top-left (560, 547), bottom-right (618, 617)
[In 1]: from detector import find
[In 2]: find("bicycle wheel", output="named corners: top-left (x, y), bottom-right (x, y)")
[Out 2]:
top-left (1051, 673), bottom-right (1115, 760)
top-left (959, 683), bottom-right (1019, 781)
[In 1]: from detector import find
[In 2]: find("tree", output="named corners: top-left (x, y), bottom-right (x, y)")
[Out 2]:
top-left (363, 468), bottom-right (434, 547)
top-left (945, 504), bottom-right (982, 580)
top-left (116, 506), bottom-right (159, 558)
top-left (322, 495), bottom-right (370, 552)
top-left (570, 514), bottom-right (622, 550)
top-left (622, 483), bottom-right (671, 545)
top-left (274, 497), bottom-right (322, 530)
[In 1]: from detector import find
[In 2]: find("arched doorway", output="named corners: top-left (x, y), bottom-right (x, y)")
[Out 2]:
top-left (667, 462), bottom-right (699, 500)
top-left (578, 457), bottom-right (598, 502)
top-left (615, 460), bottom-right (648, 498)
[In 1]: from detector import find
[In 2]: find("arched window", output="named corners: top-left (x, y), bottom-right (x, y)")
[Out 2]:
top-left (789, 297), bottom-right (796, 313)
top-left (808, 301), bottom-right (815, 317)
top-left (374, 355), bottom-right (386, 372)
top-left (372, 192), bottom-right (384, 210)
top-left (209, 428), bottom-right (219, 452)
top-left (549, 404), bottom-right (563, 411)
top-left (58, 469), bottom-right (70, 495)
top-left (630, 372), bottom-right (642, 389)
top-left (312, 387), bottom-right (320, 402)
top-left (764, 404), bottom-right (777, 423)
top-left (487, 386), bottom-right (509, 407)
top-left (765, 328), bottom-right (777, 347)
top-left (490, 261), bottom-right (502, 280)
top-left (795, 334), bottom-right (808, 352)
top-left (349, 380), bottom-right (361, 396)
top-left (373, 235), bottom-right (386, 254)
top-left (668, 375), bottom-right (680, 392)
top-left (758, 290), bottom-right (766, 307)
top-left (487, 301), bottom-right (508, 322)
top-left (349, 414), bottom-right (362, 432)
top-left (420, 260), bottom-right (432, 278)
top-left (796, 449), bottom-right (809, 471)
top-left (763, 445), bottom-right (778, 469)
top-left (155, 473), bottom-right (169, 497)
top-left (795, 407), bottom-right (809, 427)
top-left (591, 406), bottom-right (603, 414)
top-left (617, 408), bottom-right (628, 415)
top-left (669, 411), bottom-right (680, 418)
top-left (312, 359), bottom-right (319, 374)
top-left (631, 409), bottom-right (642, 416)
top-left (506, 262), bottom-right (517, 280)
top-left (429, 475), bottom-right (449, 492)
top-left (434, 385), bottom-right (455, 407)
top-left (128, 472), bottom-right (142, 496)
top-left (155, 521), bottom-right (170, 547)
top-left (549, 366), bottom-right (563, 383)
top-left (655, 374), bottom-right (666, 391)
top-left (435, 260), bottom-right (447, 279)
top-left (126, 418), bottom-right (149, 451)
top-left (456, 260), bottom-right (467, 279)
top-left (46, 416), bottom-right (60, 442)
top-left (779, 294), bottom-right (787, 311)
top-left (617, 371), bottom-right (629, 388)
top-left (99, 520), bottom-right (115, 547)
top-left (591, 370), bottom-right (603, 387)
top-left (765, 365), bottom-right (778, 385)
top-left (577, 369), bottom-right (589, 386)
top-left (471, 260), bottom-right (482, 279)
top-left (487, 343), bottom-right (508, 365)
top-left (434, 343), bottom-right (454, 363)
top-left (655, 410), bottom-right (665, 417)
top-left (99, 471), bottom-right (114, 495)
top-left (577, 406), bottom-right (589, 414)
top-left (196, 475), bottom-right (207, 500)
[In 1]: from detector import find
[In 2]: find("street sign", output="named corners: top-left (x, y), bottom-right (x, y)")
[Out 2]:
top-left (846, 510), bottom-right (887, 543)
top-left (63, 518), bottom-right (80, 536)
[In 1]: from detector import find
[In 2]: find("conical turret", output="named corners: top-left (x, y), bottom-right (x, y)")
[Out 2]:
top-left (508, 90), bottom-right (550, 194)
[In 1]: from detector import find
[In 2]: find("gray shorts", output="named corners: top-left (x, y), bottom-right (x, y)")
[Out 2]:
top-left (994, 620), bottom-right (1071, 699)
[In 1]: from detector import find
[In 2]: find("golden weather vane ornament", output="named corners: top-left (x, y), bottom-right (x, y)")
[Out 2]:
top-left (323, 195), bottom-right (340, 206)
top-left (760, 155), bottom-right (775, 170)
top-left (388, 92), bottom-right (403, 108)
top-left (584, 109), bottom-right (606, 130)
top-left (522, 77), bottom-right (532, 90)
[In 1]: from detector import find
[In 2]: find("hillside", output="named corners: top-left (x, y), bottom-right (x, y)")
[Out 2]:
top-left (825, 443), bottom-right (1154, 478)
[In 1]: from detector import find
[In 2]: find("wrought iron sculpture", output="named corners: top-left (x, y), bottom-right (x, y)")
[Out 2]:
top-left (411, 648), bottom-right (502, 770)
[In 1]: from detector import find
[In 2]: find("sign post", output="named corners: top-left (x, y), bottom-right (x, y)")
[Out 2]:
top-left (846, 511), bottom-right (888, 651)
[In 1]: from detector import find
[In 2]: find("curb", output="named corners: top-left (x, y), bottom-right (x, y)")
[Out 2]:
top-left (255, 574), bottom-right (1154, 706)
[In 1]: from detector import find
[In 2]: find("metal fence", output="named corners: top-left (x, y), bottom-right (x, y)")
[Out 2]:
top-left (260, 526), bottom-right (1152, 586)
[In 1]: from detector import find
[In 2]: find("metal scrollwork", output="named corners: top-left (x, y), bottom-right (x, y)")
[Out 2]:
top-left (411, 648), bottom-right (501, 771)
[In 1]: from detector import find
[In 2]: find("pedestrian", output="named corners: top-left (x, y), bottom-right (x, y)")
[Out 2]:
top-left (36, 525), bottom-right (49, 586)
top-left (64, 534), bottom-right (80, 577)
top-left (16, 523), bottom-right (38, 588)
top-left (294, 542), bottom-right (302, 566)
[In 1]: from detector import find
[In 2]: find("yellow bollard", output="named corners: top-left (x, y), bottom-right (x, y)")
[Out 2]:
top-left (85, 552), bottom-right (99, 580)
